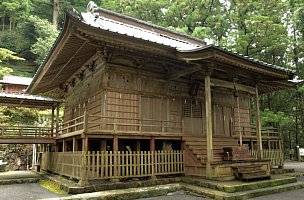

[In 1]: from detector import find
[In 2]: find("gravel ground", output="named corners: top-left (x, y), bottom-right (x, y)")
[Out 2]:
top-left (284, 161), bottom-right (304, 173)
top-left (0, 183), bottom-right (62, 200)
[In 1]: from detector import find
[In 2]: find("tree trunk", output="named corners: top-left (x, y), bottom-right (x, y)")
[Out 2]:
top-left (53, 0), bottom-right (60, 29)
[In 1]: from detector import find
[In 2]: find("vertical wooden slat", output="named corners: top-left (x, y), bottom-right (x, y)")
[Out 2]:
top-left (97, 151), bottom-right (100, 179)
top-left (105, 151), bottom-right (108, 178)
top-left (117, 151), bottom-right (121, 177)
top-left (109, 151), bottom-right (113, 177)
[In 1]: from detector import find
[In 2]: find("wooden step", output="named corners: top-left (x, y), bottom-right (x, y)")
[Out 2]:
top-left (232, 166), bottom-right (270, 181)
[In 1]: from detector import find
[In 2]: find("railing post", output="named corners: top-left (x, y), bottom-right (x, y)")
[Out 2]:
top-left (161, 121), bottom-right (164, 133)
top-left (83, 110), bottom-right (88, 133)
top-left (78, 151), bottom-right (88, 186)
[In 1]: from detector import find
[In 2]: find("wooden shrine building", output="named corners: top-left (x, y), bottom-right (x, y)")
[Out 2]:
top-left (27, 3), bottom-right (295, 182)
top-left (0, 75), bottom-right (32, 94)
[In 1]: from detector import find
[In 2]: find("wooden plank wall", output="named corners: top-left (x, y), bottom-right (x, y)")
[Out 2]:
top-left (64, 62), bottom-right (106, 126)
top-left (106, 91), bottom-right (139, 132)
top-left (233, 93), bottom-right (251, 135)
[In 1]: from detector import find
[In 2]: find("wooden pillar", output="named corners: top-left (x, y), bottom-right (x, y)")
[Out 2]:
top-left (205, 71), bottom-right (213, 179)
top-left (254, 85), bottom-right (263, 160)
top-left (73, 137), bottom-right (77, 152)
top-left (51, 106), bottom-right (55, 135)
top-left (62, 139), bottom-right (66, 152)
top-left (150, 137), bottom-right (156, 178)
top-left (113, 135), bottom-right (119, 180)
top-left (113, 135), bottom-right (118, 151)
top-left (136, 140), bottom-right (141, 151)
top-left (150, 137), bottom-right (155, 152)
top-left (56, 104), bottom-right (60, 137)
top-left (101, 140), bottom-right (107, 151)
top-left (82, 136), bottom-right (88, 152)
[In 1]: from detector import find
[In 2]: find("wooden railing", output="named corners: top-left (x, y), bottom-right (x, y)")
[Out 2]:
top-left (233, 126), bottom-right (280, 138)
top-left (59, 113), bottom-right (183, 135)
top-left (0, 125), bottom-right (53, 137)
top-left (41, 150), bottom-right (184, 181)
top-left (250, 149), bottom-right (284, 167)
top-left (1, 89), bottom-right (26, 94)
top-left (59, 115), bottom-right (84, 135)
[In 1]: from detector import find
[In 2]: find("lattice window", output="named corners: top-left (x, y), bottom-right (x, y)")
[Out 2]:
top-left (182, 99), bottom-right (202, 118)
top-left (182, 99), bottom-right (191, 117)
top-left (192, 100), bottom-right (202, 118)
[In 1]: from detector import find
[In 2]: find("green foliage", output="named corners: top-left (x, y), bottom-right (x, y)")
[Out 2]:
top-left (39, 179), bottom-right (67, 195)
top-left (0, 0), bottom-right (32, 24)
top-left (26, 15), bottom-right (59, 64)
top-left (1, 107), bottom-right (39, 125)
top-left (0, 47), bottom-right (25, 78)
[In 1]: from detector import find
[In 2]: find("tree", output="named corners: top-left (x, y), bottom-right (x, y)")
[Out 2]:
top-left (26, 15), bottom-right (59, 65)
top-left (0, 48), bottom-right (24, 78)
top-left (0, 0), bottom-right (32, 31)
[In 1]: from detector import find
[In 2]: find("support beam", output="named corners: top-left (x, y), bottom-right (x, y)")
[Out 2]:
top-left (205, 71), bottom-right (213, 179)
top-left (168, 65), bottom-right (202, 80)
top-left (211, 78), bottom-right (255, 94)
top-left (255, 85), bottom-right (263, 160)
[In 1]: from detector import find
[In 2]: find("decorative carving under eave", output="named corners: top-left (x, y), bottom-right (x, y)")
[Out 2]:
top-left (88, 60), bottom-right (97, 72)
top-left (97, 47), bottom-right (112, 63)
top-left (78, 70), bottom-right (85, 81)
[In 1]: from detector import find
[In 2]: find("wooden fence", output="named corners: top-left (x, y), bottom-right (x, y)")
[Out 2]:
top-left (250, 149), bottom-right (284, 167)
top-left (41, 150), bottom-right (184, 181)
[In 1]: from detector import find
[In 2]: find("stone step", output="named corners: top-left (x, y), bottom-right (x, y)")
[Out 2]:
top-left (182, 175), bottom-right (297, 193)
top-left (181, 181), bottom-right (304, 200)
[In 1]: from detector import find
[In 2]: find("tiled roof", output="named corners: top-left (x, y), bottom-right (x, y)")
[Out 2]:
top-left (178, 45), bottom-right (295, 74)
top-left (81, 12), bottom-right (202, 51)
top-left (0, 93), bottom-right (62, 102)
top-left (0, 75), bottom-right (33, 85)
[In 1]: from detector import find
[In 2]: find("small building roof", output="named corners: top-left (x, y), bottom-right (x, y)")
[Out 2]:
top-left (0, 93), bottom-right (62, 108)
top-left (0, 75), bottom-right (33, 86)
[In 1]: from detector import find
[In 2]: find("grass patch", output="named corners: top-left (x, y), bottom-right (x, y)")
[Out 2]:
top-left (39, 179), bottom-right (67, 195)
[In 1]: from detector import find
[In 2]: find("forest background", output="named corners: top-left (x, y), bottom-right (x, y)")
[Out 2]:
top-left (0, 0), bottom-right (304, 155)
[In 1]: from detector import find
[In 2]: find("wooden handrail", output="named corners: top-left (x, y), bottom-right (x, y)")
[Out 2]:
top-left (59, 113), bottom-right (182, 135)
top-left (0, 125), bottom-right (54, 138)
top-left (88, 115), bottom-right (181, 123)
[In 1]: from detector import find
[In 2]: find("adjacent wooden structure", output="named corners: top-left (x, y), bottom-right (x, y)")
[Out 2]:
top-left (0, 75), bottom-right (32, 94)
top-left (28, 4), bottom-right (295, 182)
top-left (0, 75), bottom-right (61, 144)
